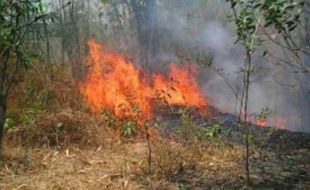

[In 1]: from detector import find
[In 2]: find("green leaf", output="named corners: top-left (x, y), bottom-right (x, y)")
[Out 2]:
top-left (101, 0), bottom-right (110, 4)
top-left (38, 0), bottom-right (45, 14)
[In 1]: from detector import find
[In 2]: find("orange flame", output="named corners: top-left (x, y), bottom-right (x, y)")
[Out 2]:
top-left (80, 40), bottom-right (207, 121)
top-left (248, 116), bottom-right (287, 129)
top-left (153, 64), bottom-right (207, 108)
top-left (80, 40), bottom-right (286, 130)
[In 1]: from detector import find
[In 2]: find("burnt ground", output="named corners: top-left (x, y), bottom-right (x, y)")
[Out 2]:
top-left (0, 108), bottom-right (309, 190)
top-left (158, 105), bottom-right (310, 150)
top-left (154, 106), bottom-right (310, 189)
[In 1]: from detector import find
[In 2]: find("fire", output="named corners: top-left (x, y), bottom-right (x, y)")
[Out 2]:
top-left (272, 116), bottom-right (287, 129)
top-left (79, 40), bottom-right (207, 121)
top-left (254, 118), bottom-right (267, 127)
top-left (248, 115), bottom-right (286, 129)
top-left (153, 64), bottom-right (206, 108)
top-left (80, 40), bottom-right (286, 130)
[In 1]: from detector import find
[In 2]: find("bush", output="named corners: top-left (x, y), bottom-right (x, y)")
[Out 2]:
top-left (6, 109), bottom-right (102, 147)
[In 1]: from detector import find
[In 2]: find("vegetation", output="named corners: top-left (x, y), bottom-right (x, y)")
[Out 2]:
top-left (227, 0), bottom-right (306, 185)
top-left (0, 0), bottom-right (47, 150)
top-left (0, 0), bottom-right (309, 189)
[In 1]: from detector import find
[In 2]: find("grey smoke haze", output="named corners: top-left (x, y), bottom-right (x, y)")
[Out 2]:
top-left (151, 1), bottom-right (307, 132)
top-left (46, 0), bottom-right (308, 132)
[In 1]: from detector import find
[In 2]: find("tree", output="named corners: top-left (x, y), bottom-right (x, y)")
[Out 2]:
top-left (101, 0), bottom-right (160, 71)
top-left (0, 0), bottom-right (46, 152)
top-left (226, 0), bottom-right (305, 186)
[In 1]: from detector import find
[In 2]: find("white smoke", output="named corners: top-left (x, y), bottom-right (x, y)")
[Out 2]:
top-left (152, 0), bottom-right (307, 132)
top-left (77, 0), bottom-right (308, 132)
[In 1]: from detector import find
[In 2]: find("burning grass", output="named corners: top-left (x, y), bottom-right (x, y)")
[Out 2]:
top-left (1, 40), bottom-right (309, 189)
top-left (79, 40), bottom-right (207, 124)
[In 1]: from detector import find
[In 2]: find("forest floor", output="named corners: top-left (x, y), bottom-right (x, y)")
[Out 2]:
top-left (0, 121), bottom-right (309, 190)
top-left (0, 67), bottom-right (309, 190)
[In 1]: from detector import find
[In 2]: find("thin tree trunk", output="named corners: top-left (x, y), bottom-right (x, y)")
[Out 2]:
top-left (43, 17), bottom-right (51, 65)
top-left (299, 3), bottom-right (310, 131)
top-left (70, 0), bottom-right (82, 80)
top-left (0, 93), bottom-right (7, 153)
top-left (84, 0), bottom-right (90, 55)
top-left (60, 0), bottom-right (66, 65)
top-left (244, 50), bottom-right (252, 186)
top-left (146, 126), bottom-right (152, 173)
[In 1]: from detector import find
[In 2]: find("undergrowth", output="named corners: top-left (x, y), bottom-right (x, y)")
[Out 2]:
top-left (4, 62), bottom-right (101, 147)
top-left (2, 60), bottom-right (237, 189)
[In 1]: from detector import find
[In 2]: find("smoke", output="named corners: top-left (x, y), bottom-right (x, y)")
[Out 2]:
top-left (85, 0), bottom-right (309, 132)
top-left (149, 1), bottom-right (308, 132)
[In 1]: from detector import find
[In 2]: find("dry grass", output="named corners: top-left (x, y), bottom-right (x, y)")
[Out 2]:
top-left (2, 62), bottom-right (308, 190)
top-left (148, 141), bottom-right (244, 188)
top-left (0, 137), bottom-right (247, 190)
top-left (5, 62), bottom-right (106, 148)
top-left (0, 143), bottom-right (144, 190)
top-left (1, 132), bottom-right (309, 190)
top-left (5, 109), bottom-right (112, 148)
top-left (0, 137), bottom-right (246, 190)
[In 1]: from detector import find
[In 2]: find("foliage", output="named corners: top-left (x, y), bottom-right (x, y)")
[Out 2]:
top-left (227, 0), bottom-right (308, 71)
top-left (0, 0), bottom-right (48, 147)
top-left (226, 0), bottom-right (306, 185)
top-left (0, 0), bottom-right (46, 74)
top-left (177, 107), bottom-right (223, 142)
top-left (203, 123), bottom-right (222, 139)
top-left (100, 106), bottom-right (143, 137)
top-left (178, 108), bottom-right (199, 142)
top-left (254, 106), bottom-right (271, 123)
top-left (226, 0), bottom-right (263, 185)
top-left (227, 0), bottom-right (304, 34)
top-left (4, 117), bottom-right (15, 131)
top-left (122, 120), bottom-right (137, 136)
top-left (101, 0), bottom-right (111, 4)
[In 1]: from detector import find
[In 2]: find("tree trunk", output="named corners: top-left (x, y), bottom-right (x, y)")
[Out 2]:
top-left (130, 0), bottom-right (157, 70)
top-left (43, 17), bottom-right (51, 65)
top-left (299, 3), bottom-right (310, 132)
top-left (0, 93), bottom-right (7, 152)
top-left (60, 0), bottom-right (66, 65)
top-left (84, 0), bottom-right (90, 56)
top-left (70, 0), bottom-right (82, 80)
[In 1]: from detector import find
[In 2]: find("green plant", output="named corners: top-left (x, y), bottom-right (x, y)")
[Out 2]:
top-left (21, 107), bottom-right (43, 125)
top-left (4, 117), bottom-right (15, 131)
top-left (178, 107), bottom-right (199, 142)
top-left (53, 122), bottom-right (64, 145)
top-left (227, 0), bottom-right (308, 71)
top-left (0, 0), bottom-right (47, 148)
top-left (100, 109), bottom-right (118, 129)
top-left (204, 123), bottom-right (222, 139)
top-left (255, 106), bottom-right (271, 123)
top-left (122, 120), bottom-right (137, 137)
top-left (100, 107), bottom-right (140, 137)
